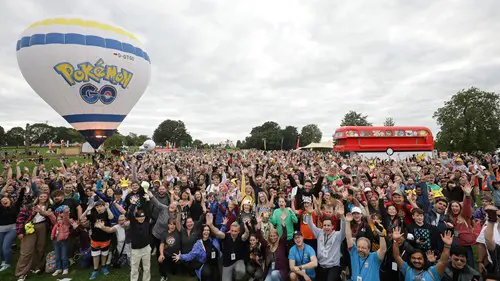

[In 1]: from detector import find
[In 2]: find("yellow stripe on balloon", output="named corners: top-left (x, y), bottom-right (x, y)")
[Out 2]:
top-left (27, 18), bottom-right (140, 43)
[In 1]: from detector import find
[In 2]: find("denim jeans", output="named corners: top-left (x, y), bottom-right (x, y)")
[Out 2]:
top-left (0, 228), bottom-right (17, 265)
top-left (54, 240), bottom-right (69, 270)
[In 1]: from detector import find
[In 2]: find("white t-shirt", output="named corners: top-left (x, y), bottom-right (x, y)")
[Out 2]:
top-left (476, 222), bottom-right (500, 263)
top-left (113, 224), bottom-right (126, 243)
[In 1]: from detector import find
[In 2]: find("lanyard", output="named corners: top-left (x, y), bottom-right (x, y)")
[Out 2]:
top-left (324, 233), bottom-right (331, 248)
top-left (413, 270), bottom-right (425, 281)
top-left (298, 248), bottom-right (306, 265)
top-left (358, 257), bottom-right (368, 276)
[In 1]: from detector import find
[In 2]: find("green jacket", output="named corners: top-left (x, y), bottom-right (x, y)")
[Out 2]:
top-left (270, 208), bottom-right (298, 240)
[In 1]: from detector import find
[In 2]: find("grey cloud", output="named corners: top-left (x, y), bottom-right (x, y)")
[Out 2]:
top-left (1, 0), bottom-right (500, 143)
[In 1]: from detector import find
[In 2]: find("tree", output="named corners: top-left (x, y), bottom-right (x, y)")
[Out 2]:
top-left (281, 126), bottom-right (299, 150)
top-left (340, 111), bottom-right (372, 126)
top-left (0, 125), bottom-right (5, 146)
top-left (52, 126), bottom-right (85, 143)
top-left (244, 121), bottom-right (282, 150)
top-left (384, 117), bottom-right (395, 126)
top-left (103, 133), bottom-right (125, 149)
top-left (152, 120), bottom-right (192, 148)
top-left (29, 123), bottom-right (56, 144)
top-left (192, 139), bottom-right (203, 148)
top-left (300, 124), bottom-right (322, 147)
top-left (433, 87), bottom-right (500, 152)
top-left (5, 127), bottom-right (25, 146)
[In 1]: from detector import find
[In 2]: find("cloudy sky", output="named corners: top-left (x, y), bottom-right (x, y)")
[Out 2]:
top-left (1, 0), bottom-right (500, 144)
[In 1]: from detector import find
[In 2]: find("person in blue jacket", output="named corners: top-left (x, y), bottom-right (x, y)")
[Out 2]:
top-left (172, 214), bottom-right (225, 281)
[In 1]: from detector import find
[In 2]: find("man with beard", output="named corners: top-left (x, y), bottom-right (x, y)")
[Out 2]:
top-left (425, 196), bottom-right (448, 234)
top-left (441, 246), bottom-right (481, 281)
top-left (345, 212), bottom-right (387, 281)
top-left (392, 226), bottom-right (453, 281)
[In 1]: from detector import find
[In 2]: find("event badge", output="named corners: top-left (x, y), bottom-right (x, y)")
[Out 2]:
top-left (392, 262), bottom-right (398, 271)
top-left (357, 276), bottom-right (362, 281)
top-left (271, 262), bottom-right (275, 270)
top-left (365, 262), bottom-right (369, 268)
top-left (211, 251), bottom-right (216, 259)
top-left (231, 253), bottom-right (236, 261)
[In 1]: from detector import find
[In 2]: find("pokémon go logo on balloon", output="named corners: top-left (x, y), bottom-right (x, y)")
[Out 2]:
top-left (53, 59), bottom-right (134, 105)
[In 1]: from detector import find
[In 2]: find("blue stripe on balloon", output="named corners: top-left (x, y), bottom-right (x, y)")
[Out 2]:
top-left (62, 114), bottom-right (126, 123)
top-left (16, 33), bottom-right (151, 63)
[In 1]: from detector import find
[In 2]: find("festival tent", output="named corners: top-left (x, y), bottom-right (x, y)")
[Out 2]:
top-left (298, 140), bottom-right (334, 150)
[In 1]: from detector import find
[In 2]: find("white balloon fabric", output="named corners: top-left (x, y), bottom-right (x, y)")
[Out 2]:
top-left (16, 18), bottom-right (151, 149)
top-left (143, 139), bottom-right (155, 151)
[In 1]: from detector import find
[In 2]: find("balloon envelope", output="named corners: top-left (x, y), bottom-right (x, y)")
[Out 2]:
top-left (143, 139), bottom-right (155, 151)
top-left (16, 18), bottom-right (151, 148)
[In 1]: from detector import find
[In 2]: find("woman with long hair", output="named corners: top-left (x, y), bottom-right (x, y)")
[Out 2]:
top-left (14, 192), bottom-right (52, 281)
top-left (445, 182), bottom-right (475, 267)
top-left (262, 212), bottom-right (288, 281)
top-left (173, 219), bottom-right (224, 281)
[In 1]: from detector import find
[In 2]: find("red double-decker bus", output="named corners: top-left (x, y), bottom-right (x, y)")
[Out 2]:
top-left (333, 126), bottom-right (434, 158)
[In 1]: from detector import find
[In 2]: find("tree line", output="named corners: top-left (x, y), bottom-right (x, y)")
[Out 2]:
top-left (1, 87), bottom-right (498, 152)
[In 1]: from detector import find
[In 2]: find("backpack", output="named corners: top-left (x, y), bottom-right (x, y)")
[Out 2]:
top-left (77, 247), bottom-right (92, 269)
top-left (45, 251), bottom-right (56, 273)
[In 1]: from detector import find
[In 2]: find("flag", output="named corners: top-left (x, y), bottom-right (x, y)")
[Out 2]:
top-left (49, 141), bottom-right (53, 152)
top-left (280, 137), bottom-right (284, 150)
top-left (173, 142), bottom-right (176, 149)
top-left (263, 139), bottom-right (267, 150)
top-left (296, 136), bottom-right (300, 149)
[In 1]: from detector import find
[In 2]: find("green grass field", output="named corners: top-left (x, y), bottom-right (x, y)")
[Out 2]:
top-left (0, 249), bottom-right (196, 281)
top-left (0, 146), bottom-right (91, 172)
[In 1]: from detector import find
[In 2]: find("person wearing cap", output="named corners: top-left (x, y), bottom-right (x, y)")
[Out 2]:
top-left (292, 196), bottom-right (318, 252)
top-left (304, 204), bottom-right (345, 281)
top-left (127, 193), bottom-right (152, 281)
top-left (345, 210), bottom-right (386, 281)
top-left (288, 230), bottom-right (318, 281)
top-left (441, 245), bottom-right (481, 281)
top-left (385, 188), bottom-right (414, 226)
top-left (473, 194), bottom-right (493, 225)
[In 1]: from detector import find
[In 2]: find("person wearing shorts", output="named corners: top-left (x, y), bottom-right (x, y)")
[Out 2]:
top-left (84, 200), bottom-right (115, 280)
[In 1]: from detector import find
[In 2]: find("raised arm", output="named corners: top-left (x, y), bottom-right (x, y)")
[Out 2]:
top-left (435, 230), bottom-right (453, 277)
top-left (305, 213), bottom-right (321, 238)
top-left (345, 212), bottom-right (354, 248)
top-left (206, 213), bottom-right (225, 239)
top-left (377, 230), bottom-right (387, 261)
top-left (391, 227), bottom-right (405, 269)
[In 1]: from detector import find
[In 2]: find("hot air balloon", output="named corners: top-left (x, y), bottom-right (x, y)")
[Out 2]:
top-left (16, 17), bottom-right (151, 149)
top-left (142, 139), bottom-right (156, 151)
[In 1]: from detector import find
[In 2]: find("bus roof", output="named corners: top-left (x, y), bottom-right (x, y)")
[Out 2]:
top-left (334, 126), bottom-right (432, 133)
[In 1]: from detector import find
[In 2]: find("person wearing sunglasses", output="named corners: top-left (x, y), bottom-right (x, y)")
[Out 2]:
top-left (440, 246), bottom-right (481, 281)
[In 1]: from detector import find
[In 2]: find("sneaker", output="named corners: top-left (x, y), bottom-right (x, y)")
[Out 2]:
top-left (63, 269), bottom-right (69, 275)
top-left (17, 275), bottom-right (27, 281)
top-left (160, 277), bottom-right (168, 281)
top-left (0, 264), bottom-right (11, 272)
top-left (89, 270), bottom-right (99, 280)
top-left (102, 266), bottom-right (110, 275)
top-left (31, 269), bottom-right (41, 274)
top-left (52, 269), bottom-right (62, 276)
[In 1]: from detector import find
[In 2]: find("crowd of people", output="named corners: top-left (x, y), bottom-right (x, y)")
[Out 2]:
top-left (0, 150), bottom-right (500, 281)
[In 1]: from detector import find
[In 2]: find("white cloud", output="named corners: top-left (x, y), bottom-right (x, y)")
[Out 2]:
top-left (1, 0), bottom-right (500, 143)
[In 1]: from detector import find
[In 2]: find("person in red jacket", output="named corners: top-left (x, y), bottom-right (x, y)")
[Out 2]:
top-left (385, 189), bottom-right (413, 225)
